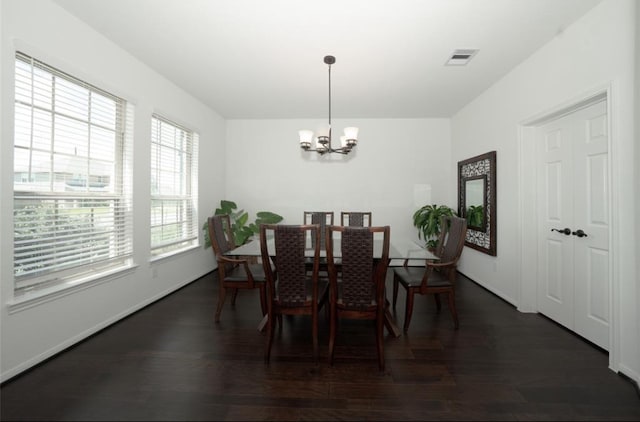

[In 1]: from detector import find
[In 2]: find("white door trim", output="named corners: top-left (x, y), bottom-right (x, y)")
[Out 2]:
top-left (517, 84), bottom-right (617, 371)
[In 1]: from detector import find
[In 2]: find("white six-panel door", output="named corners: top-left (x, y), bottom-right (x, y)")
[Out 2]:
top-left (536, 100), bottom-right (609, 350)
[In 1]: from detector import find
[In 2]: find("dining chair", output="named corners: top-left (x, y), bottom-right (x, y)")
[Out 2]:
top-left (303, 211), bottom-right (335, 276)
top-left (326, 225), bottom-right (390, 371)
top-left (340, 211), bottom-right (372, 227)
top-left (392, 215), bottom-right (467, 332)
top-left (303, 211), bottom-right (334, 248)
top-left (259, 223), bottom-right (329, 363)
top-left (208, 214), bottom-right (267, 323)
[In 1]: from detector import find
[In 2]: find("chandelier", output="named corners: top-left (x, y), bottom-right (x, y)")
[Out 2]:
top-left (299, 55), bottom-right (359, 155)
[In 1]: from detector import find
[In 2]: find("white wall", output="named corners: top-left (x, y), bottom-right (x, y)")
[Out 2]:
top-left (451, 0), bottom-right (638, 382)
top-left (225, 118), bottom-right (453, 242)
top-left (625, 2), bottom-right (640, 390)
top-left (0, 0), bottom-right (224, 382)
top-left (634, 0), bottom-right (640, 389)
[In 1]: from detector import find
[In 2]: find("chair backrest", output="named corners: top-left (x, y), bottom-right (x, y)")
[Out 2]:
top-left (303, 211), bottom-right (334, 248)
top-left (340, 211), bottom-right (372, 227)
top-left (260, 224), bottom-right (321, 306)
top-left (208, 214), bottom-right (235, 257)
top-left (436, 215), bottom-right (467, 264)
top-left (326, 225), bottom-right (390, 309)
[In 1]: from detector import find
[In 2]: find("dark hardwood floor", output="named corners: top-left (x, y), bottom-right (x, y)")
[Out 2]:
top-left (2, 270), bottom-right (639, 421)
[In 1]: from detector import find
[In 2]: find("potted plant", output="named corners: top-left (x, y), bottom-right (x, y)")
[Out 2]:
top-left (203, 200), bottom-right (283, 248)
top-left (466, 204), bottom-right (484, 228)
top-left (412, 204), bottom-right (457, 250)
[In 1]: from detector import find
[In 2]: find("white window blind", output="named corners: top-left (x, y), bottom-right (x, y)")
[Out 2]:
top-left (150, 115), bottom-right (199, 256)
top-left (13, 52), bottom-right (133, 295)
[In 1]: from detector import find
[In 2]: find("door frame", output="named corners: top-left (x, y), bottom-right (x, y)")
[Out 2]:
top-left (517, 84), bottom-right (617, 370)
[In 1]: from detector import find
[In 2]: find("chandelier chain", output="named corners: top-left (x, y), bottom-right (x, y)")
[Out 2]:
top-left (328, 63), bottom-right (332, 128)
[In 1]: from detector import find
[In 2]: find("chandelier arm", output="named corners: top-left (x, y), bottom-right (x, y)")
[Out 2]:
top-left (304, 145), bottom-right (348, 155)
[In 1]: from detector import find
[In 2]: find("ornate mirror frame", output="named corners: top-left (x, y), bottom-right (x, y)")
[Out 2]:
top-left (458, 151), bottom-right (497, 256)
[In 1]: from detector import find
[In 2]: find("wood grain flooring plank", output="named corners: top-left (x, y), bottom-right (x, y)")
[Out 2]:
top-left (2, 271), bottom-right (638, 421)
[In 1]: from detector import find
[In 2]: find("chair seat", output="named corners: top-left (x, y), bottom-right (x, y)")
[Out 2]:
top-left (223, 263), bottom-right (266, 282)
top-left (393, 266), bottom-right (452, 288)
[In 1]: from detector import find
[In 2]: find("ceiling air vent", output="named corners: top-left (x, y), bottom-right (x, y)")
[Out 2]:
top-left (445, 49), bottom-right (479, 66)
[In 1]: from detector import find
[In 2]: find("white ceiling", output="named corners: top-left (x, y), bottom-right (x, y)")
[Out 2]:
top-left (53, 0), bottom-right (601, 119)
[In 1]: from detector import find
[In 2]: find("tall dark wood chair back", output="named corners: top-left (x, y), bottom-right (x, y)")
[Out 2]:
top-left (326, 225), bottom-right (390, 371)
top-left (303, 211), bottom-right (334, 249)
top-left (392, 215), bottom-right (467, 332)
top-left (208, 215), bottom-right (266, 323)
top-left (434, 215), bottom-right (467, 282)
top-left (260, 223), bottom-right (328, 363)
top-left (340, 211), bottom-right (372, 227)
top-left (209, 214), bottom-right (234, 262)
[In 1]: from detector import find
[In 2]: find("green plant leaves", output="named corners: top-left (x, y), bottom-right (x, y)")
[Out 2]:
top-left (256, 211), bottom-right (283, 223)
top-left (235, 226), bottom-right (255, 246)
top-left (204, 200), bottom-right (284, 248)
top-left (235, 212), bottom-right (249, 228)
top-left (466, 205), bottom-right (484, 227)
top-left (412, 204), bottom-right (456, 248)
top-left (215, 200), bottom-right (237, 216)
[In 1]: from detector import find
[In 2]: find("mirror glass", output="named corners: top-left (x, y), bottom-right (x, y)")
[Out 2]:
top-left (464, 176), bottom-right (486, 231)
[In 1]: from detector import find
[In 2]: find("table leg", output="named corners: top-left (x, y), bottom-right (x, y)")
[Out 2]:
top-left (257, 314), bottom-right (268, 332)
top-left (384, 303), bottom-right (402, 338)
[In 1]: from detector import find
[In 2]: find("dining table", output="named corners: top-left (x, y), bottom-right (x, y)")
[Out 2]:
top-left (224, 235), bottom-right (438, 337)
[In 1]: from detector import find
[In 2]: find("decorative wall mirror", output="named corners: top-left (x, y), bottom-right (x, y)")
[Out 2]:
top-left (458, 151), bottom-right (496, 256)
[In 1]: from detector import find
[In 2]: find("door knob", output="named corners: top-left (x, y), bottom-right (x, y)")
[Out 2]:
top-left (572, 229), bottom-right (588, 237)
top-left (551, 228), bottom-right (571, 235)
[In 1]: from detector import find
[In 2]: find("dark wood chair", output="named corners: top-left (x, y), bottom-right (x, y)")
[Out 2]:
top-left (259, 224), bottom-right (329, 363)
top-left (208, 214), bottom-right (267, 323)
top-left (326, 225), bottom-right (390, 371)
top-left (340, 211), bottom-right (372, 227)
top-left (392, 215), bottom-right (467, 332)
top-left (303, 211), bottom-right (334, 249)
top-left (303, 211), bottom-right (334, 274)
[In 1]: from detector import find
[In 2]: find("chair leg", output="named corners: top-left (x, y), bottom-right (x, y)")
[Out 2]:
top-left (230, 288), bottom-right (239, 306)
top-left (320, 287), bottom-right (330, 320)
top-left (403, 289), bottom-right (415, 333)
top-left (265, 309), bottom-right (275, 363)
top-left (376, 310), bottom-right (385, 371)
top-left (434, 293), bottom-right (442, 313)
top-left (328, 304), bottom-right (337, 366)
top-left (392, 277), bottom-right (399, 310)
top-left (312, 308), bottom-right (319, 363)
top-left (215, 284), bottom-right (227, 323)
top-left (447, 290), bottom-right (459, 330)
top-left (383, 299), bottom-right (396, 336)
top-left (258, 284), bottom-right (267, 316)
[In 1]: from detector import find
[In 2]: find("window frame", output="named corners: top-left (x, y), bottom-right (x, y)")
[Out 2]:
top-left (12, 51), bottom-right (134, 298)
top-left (149, 114), bottom-right (199, 258)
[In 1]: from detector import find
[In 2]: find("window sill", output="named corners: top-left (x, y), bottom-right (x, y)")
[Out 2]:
top-left (7, 264), bottom-right (138, 315)
top-left (150, 244), bottom-right (200, 264)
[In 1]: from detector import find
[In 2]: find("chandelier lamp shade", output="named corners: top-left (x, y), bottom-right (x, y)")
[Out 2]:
top-left (299, 55), bottom-right (359, 155)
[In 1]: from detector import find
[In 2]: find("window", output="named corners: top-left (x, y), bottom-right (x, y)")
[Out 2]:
top-left (150, 115), bottom-right (199, 257)
top-left (13, 52), bottom-right (133, 295)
